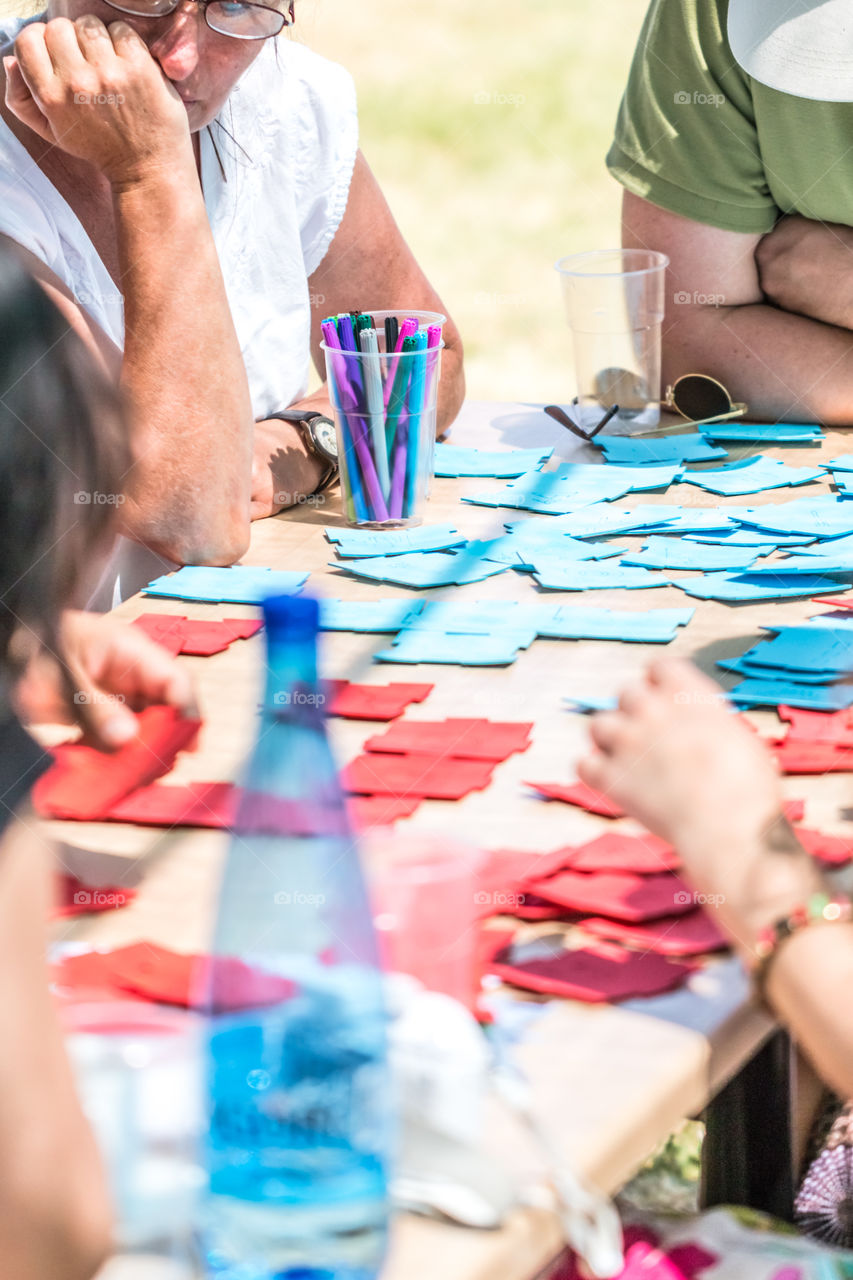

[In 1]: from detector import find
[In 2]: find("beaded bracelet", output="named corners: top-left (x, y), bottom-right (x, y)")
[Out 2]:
top-left (752, 892), bottom-right (853, 1002)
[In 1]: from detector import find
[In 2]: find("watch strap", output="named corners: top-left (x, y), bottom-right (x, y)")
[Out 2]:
top-left (264, 410), bottom-right (339, 493)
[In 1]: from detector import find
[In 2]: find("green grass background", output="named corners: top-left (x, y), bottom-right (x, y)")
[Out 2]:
top-left (300, 0), bottom-right (648, 401)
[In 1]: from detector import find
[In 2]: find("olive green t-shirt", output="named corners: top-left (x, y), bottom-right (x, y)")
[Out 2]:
top-left (607, 0), bottom-right (853, 233)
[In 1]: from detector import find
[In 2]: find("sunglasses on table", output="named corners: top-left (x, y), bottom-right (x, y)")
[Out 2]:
top-left (546, 372), bottom-right (748, 443)
top-left (99, 0), bottom-right (294, 39)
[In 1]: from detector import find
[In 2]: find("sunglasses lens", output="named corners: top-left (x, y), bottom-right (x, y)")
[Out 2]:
top-left (672, 375), bottom-right (731, 422)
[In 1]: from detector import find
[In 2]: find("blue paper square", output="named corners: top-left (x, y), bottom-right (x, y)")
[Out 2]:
top-left (332, 551), bottom-right (509, 588)
top-left (728, 678), bottom-right (853, 711)
top-left (595, 433), bottom-right (727, 466)
top-left (673, 572), bottom-right (841, 602)
top-left (538, 606), bottom-right (694, 642)
top-left (317, 599), bottom-right (423, 633)
top-left (375, 630), bottom-right (526, 666)
top-left (699, 422), bottom-right (824, 443)
top-left (532, 561), bottom-right (672, 591)
top-left (679, 456), bottom-right (824, 497)
top-left (144, 566), bottom-right (309, 604)
top-left (620, 536), bottom-right (762, 572)
top-left (326, 524), bottom-right (464, 557)
top-left (433, 444), bottom-right (553, 477)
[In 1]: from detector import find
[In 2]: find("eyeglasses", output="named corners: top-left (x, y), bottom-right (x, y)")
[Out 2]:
top-left (545, 401), bottom-right (618, 442)
top-left (664, 374), bottom-right (747, 428)
top-left (100, 0), bottom-right (294, 39)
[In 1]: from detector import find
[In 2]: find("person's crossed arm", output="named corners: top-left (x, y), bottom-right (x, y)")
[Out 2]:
top-left (624, 192), bottom-right (853, 425)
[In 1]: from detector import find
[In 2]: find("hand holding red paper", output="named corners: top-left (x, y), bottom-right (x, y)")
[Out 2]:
top-left (15, 610), bottom-right (198, 751)
top-left (578, 658), bottom-right (823, 946)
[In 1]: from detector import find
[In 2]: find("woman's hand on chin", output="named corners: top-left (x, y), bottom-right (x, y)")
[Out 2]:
top-left (6, 16), bottom-right (193, 186)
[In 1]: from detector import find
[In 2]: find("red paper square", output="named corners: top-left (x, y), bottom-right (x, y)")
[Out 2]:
top-left (132, 613), bottom-right (186, 656)
top-left (488, 939), bottom-right (694, 1003)
top-left (326, 681), bottom-right (434, 721)
top-left (342, 753), bottom-right (496, 800)
top-left (524, 869), bottom-right (695, 923)
top-left (53, 874), bottom-right (136, 919)
top-left (779, 705), bottom-right (853, 748)
top-left (525, 780), bottom-right (625, 818)
top-left (364, 718), bottom-right (532, 762)
top-left (581, 909), bottom-right (728, 957)
top-left (794, 826), bottom-right (853, 867)
top-left (346, 795), bottom-right (422, 828)
top-left (565, 832), bottom-right (680, 875)
top-left (33, 706), bottom-right (201, 821)
top-left (107, 781), bottom-right (237, 828)
top-left (774, 742), bottom-right (853, 774)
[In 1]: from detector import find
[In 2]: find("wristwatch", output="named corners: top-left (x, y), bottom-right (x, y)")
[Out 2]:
top-left (265, 409), bottom-right (339, 493)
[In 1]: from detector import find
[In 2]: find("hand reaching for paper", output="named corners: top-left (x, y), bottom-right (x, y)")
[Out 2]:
top-left (756, 215), bottom-right (853, 331)
top-left (14, 609), bottom-right (198, 750)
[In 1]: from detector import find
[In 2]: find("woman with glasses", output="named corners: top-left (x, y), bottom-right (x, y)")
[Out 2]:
top-left (0, 1), bottom-right (464, 606)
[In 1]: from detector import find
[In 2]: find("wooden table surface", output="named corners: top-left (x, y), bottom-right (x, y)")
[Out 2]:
top-left (51, 401), bottom-right (853, 1280)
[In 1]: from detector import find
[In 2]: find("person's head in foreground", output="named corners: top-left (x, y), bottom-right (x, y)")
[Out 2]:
top-left (0, 235), bottom-right (127, 681)
top-left (610, 0), bottom-right (853, 427)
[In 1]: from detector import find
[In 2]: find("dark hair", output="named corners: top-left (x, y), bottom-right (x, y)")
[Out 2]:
top-left (0, 238), bottom-right (130, 668)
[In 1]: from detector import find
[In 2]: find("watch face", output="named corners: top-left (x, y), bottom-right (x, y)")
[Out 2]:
top-left (313, 416), bottom-right (338, 462)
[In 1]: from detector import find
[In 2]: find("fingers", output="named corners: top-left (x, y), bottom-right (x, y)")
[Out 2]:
top-left (2, 55), bottom-right (54, 141)
top-left (588, 711), bottom-right (624, 756)
top-left (71, 667), bottom-right (140, 750)
top-left (91, 625), bottom-right (199, 720)
top-left (42, 16), bottom-right (89, 76)
top-left (74, 14), bottom-right (119, 66)
top-left (106, 19), bottom-right (154, 63)
top-left (12, 23), bottom-right (55, 91)
top-left (577, 750), bottom-right (609, 793)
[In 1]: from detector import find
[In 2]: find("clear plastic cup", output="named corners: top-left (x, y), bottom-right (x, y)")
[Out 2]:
top-left (364, 831), bottom-right (487, 1009)
top-left (555, 249), bottom-right (669, 435)
top-left (63, 1001), bottom-right (205, 1277)
top-left (321, 309), bottom-right (445, 529)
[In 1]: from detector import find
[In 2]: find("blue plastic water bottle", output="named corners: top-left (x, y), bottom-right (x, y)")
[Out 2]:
top-left (201, 594), bottom-right (391, 1280)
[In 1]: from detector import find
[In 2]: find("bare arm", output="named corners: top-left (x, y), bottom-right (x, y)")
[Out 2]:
top-left (6, 17), bottom-right (252, 565)
top-left (249, 150), bottom-right (466, 520)
top-left (308, 150), bottom-right (465, 438)
top-left (623, 190), bottom-right (853, 425)
top-left (0, 814), bottom-right (112, 1278)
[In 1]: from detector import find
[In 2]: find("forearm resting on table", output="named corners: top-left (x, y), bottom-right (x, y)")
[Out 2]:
top-left (115, 166), bottom-right (253, 565)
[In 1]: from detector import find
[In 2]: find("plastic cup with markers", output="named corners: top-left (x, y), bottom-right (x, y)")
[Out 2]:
top-left (321, 309), bottom-right (445, 529)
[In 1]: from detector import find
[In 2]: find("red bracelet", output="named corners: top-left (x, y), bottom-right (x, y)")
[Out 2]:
top-left (752, 892), bottom-right (853, 1002)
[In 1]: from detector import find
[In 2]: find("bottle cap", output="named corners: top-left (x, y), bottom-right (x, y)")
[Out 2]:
top-left (262, 593), bottom-right (319, 641)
